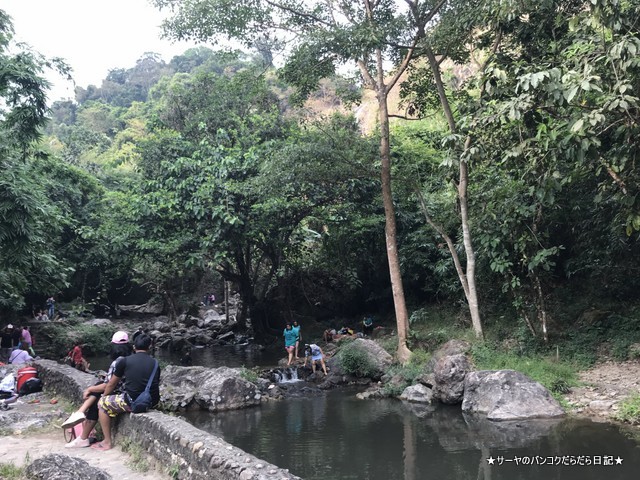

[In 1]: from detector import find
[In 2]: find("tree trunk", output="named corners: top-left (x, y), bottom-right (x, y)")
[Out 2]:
top-left (426, 48), bottom-right (483, 339)
top-left (377, 67), bottom-right (411, 364)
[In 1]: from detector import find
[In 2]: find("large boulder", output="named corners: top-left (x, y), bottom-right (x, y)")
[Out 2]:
top-left (202, 309), bottom-right (226, 327)
top-left (433, 354), bottom-right (471, 404)
top-left (462, 370), bottom-right (565, 421)
top-left (328, 338), bottom-right (393, 378)
top-left (25, 454), bottom-right (111, 480)
top-left (160, 365), bottom-right (261, 411)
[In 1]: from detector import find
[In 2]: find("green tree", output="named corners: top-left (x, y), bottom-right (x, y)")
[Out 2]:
top-left (152, 0), bottom-right (454, 362)
top-left (0, 10), bottom-right (72, 308)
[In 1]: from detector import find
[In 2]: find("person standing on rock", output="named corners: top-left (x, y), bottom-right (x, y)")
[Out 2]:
top-left (303, 343), bottom-right (328, 376)
top-left (283, 323), bottom-right (297, 366)
top-left (292, 320), bottom-right (302, 359)
top-left (93, 334), bottom-right (160, 451)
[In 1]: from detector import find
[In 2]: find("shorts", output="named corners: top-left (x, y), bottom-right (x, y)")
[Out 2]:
top-left (98, 394), bottom-right (131, 417)
top-left (311, 354), bottom-right (322, 362)
top-left (86, 391), bottom-right (102, 421)
top-left (285, 345), bottom-right (295, 352)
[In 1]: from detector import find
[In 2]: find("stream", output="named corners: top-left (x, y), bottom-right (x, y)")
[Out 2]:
top-left (180, 387), bottom-right (639, 480)
top-left (90, 344), bottom-right (639, 479)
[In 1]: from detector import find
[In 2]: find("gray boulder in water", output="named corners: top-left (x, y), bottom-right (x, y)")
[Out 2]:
top-left (462, 370), bottom-right (565, 421)
top-left (25, 454), bottom-right (111, 480)
top-left (161, 365), bottom-right (261, 411)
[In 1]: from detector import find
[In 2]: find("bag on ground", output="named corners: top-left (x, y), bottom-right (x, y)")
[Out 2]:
top-left (16, 366), bottom-right (37, 392)
top-left (18, 377), bottom-right (43, 396)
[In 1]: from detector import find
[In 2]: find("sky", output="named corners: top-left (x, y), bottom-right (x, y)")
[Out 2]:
top-left (0, 0), bottom-right (200, 102)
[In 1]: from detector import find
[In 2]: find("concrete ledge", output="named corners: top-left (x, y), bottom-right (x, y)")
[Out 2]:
top-left (34, 360), bottom-right (300, 480)
top-left (116, 412), bottom-right (299, 480)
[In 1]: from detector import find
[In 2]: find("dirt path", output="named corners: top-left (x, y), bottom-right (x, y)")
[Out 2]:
top-left (0, 391), bottom-right (168, 479)
top-left (0, 430), bottom-right (169, 479)
top-left (563, 360), bottom-right (640, 422)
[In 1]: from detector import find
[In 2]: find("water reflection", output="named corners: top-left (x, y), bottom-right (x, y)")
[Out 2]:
top-left (89, 344), bottom-right (282, 371)
top-left (181, 389), bottom-right (639, 480)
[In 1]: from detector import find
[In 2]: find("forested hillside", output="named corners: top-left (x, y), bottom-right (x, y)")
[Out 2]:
top-left (1, 0), bottom-right (639, 362)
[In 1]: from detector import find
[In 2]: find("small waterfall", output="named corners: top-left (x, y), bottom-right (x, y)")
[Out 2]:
top-left (272, 367), bottom-right (300, 383)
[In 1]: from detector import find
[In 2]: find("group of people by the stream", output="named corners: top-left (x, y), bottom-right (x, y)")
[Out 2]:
top-left (282, 316), bottom-right (376, 376)
top-left (1, 324), bottom-right (37, 364)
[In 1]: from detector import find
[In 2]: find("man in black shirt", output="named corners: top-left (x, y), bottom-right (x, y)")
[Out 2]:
top-left (93, 334), bottom-right (160, 451)
top-left (0, 324), bottom-right (14, 362)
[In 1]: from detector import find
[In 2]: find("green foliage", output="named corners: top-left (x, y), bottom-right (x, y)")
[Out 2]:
top-left (120, 437), bottom-right (150, 472)
top-left (239, 366), bottom-right (259, 383)
top-left (0, 462), bottom-right (24, 479)
top-left (382, 348), bottom-right (432, 397)
top-left (39, 320), bottom-right (114, 358)
top-left (167, 463), bottom-right (181, 479)
top-left (615, 394), bottom-right (640, 425)
top-left (337, 342), bottom-right (377, 378)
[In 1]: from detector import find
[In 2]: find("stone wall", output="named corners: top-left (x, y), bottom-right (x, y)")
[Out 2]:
top-left (35, 360), bottom-right (95, 404)
top-left (34, 360), bottom-right (300, 480)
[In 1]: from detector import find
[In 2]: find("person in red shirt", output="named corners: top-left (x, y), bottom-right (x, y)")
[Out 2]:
top-left (68, 342), bottom-right (89, 372)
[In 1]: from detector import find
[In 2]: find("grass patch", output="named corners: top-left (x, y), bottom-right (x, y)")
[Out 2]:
top-left (615, 393), bottom-right (640, 425)
top-left (470, 343), bottom-right (578, 398)
top-left (0, 462), bottom-right (24, 479)
top-left (382, 349), bottom-right (432, 396)
top-left (120, 438), bottom-right (150, 473)
top-left (240, 366), bottom-right (259, 383)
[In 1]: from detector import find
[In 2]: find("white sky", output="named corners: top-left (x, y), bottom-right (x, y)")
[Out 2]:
top-left (0, 0), bottom-right (200, 103)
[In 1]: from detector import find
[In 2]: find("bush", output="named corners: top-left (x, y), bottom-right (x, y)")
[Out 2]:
top-left (338, 342), bottom-right (377, 378)
top-left (240, 366), bottom-right (259, 383)
top-left (38, 321), bottom-right (114, 358)
top-left (615, 394), bottom-right (640, 425)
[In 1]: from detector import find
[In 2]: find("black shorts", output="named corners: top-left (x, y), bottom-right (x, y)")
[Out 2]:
top-left (86, 391), bottom-right (101, 421)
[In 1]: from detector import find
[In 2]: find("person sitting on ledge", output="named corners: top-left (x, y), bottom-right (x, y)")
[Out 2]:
top-left (63, 331), bottom-right (132, 448)
top-left (92, 334), bottom-right (160, 451)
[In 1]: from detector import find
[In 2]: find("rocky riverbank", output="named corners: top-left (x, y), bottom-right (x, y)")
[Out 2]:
top-left (562, 360), bottom-right (640, 424)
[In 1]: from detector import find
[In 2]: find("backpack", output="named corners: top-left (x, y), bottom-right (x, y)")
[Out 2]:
top-left (18, 378), bottom-right (43, 396)
top-left (130, 360), bottom-right (158, 414)
top-left (16, 366), bottom-right (37, 392)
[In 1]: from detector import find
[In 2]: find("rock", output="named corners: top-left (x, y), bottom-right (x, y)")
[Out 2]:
top-left (356, 386), bottom-right (386, 400)
top-left (86, 318), bottom-right (112, 326)
top-left (433, 354), bottom-right (470, 404)
top-left (161, 365), bottom-right (261, 411)
top-left (462, 370), bottom-right (565, 421)
top-left (328, 338), bottom-right (392, 379)
top-left (425, 339), bottom-right (471, 373)
top-left (203, 309), bottom-right (226, 327)
top-left (217, 331), bottom-right (235, 343)
top-left (25, 454), bottom-right (111, 480)
top-left (118, 299), bottom-right (163, 315)
top-left (400, 384), bottom-right (434, 403)
top-left (153, 320), bottom-right (171, 333)
top-left (588, 400), bottom-right (615, 411)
